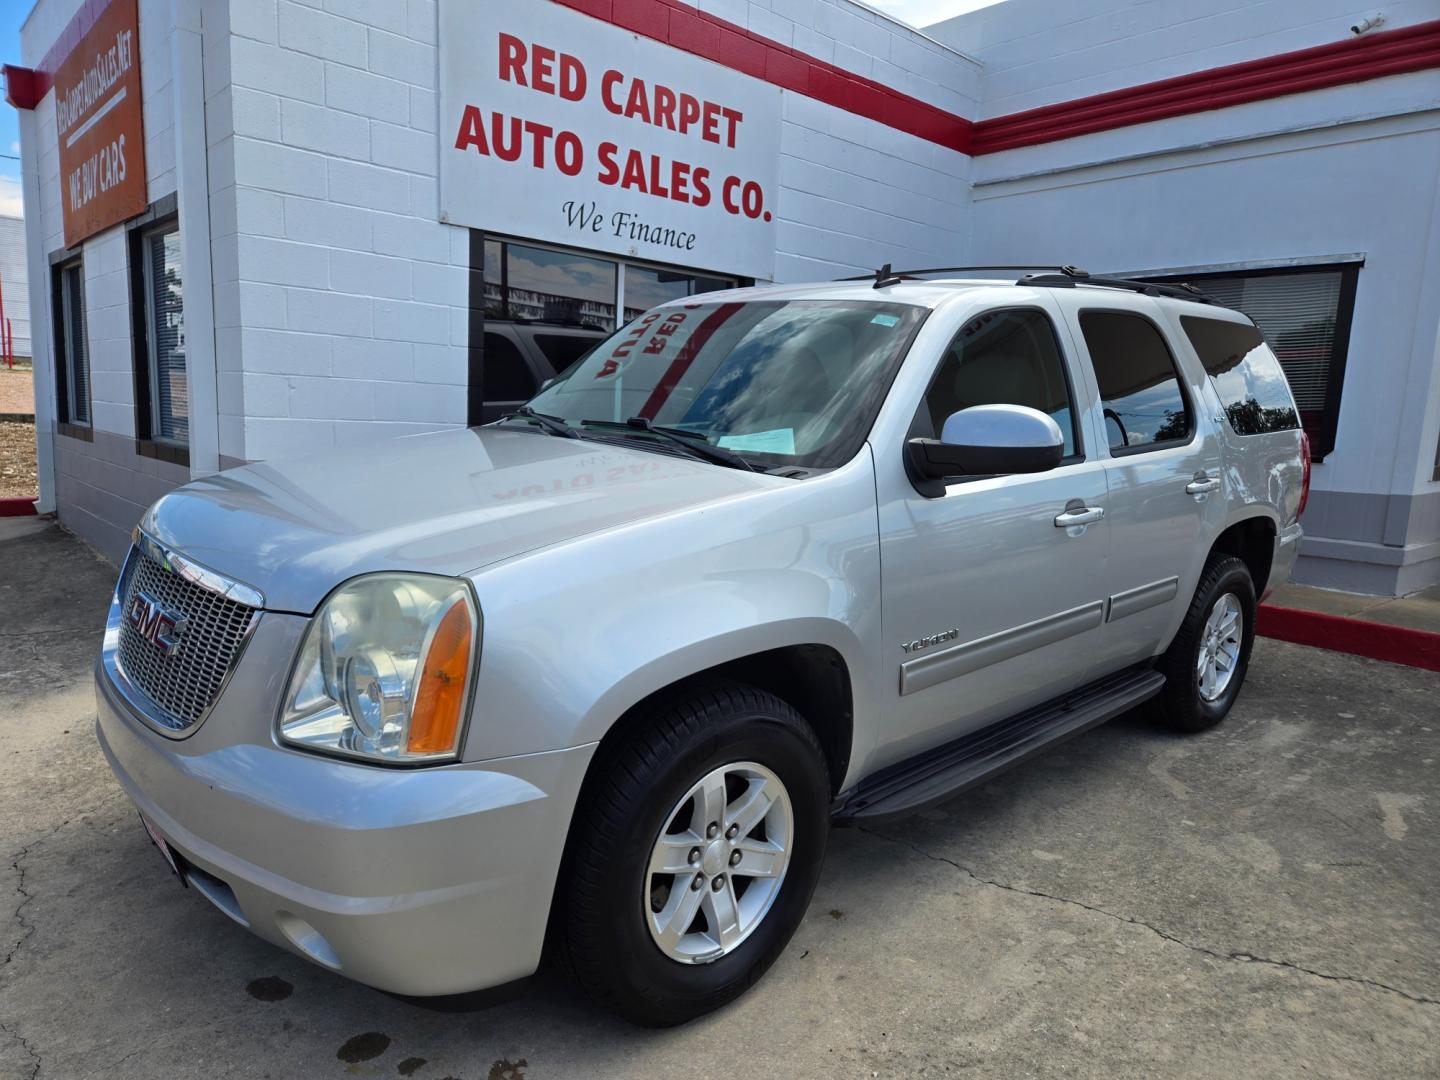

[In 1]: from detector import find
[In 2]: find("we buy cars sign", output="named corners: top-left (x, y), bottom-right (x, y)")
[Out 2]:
top-left (439, 0), bottom-right (781, 280)
top-left (53, 0), bottom-right (147, 248)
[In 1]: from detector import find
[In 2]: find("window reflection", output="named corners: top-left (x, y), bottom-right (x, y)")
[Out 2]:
top-left (624, 265), bottom-right (736, 323)
top-left (484, 239), bottom-right (618, 330)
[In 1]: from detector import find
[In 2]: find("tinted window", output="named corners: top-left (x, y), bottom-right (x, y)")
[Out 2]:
top-left (1080, 311), bottom-right (1191, 452)
top-left (921, 309), bottom-right (1077, 457)
top-left (1181, 316), bottom-right (1300, 436)
top-left (1145, 266), bottom-right (1355, 459)
top-left (55, 260), bottom-right (90, 425)
top-left (533, 333), bottom-right (603, 376)
top-left (143, 225), bottom-right (188, 444)
top-left (482, 333), bottom-right (536, 401)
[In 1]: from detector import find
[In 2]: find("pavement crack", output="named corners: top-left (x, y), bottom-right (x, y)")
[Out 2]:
top-left (3, 842), bottom-right (37, 970)
top-left (857, 825), bottom-right (1440, 1007)
top-left (0, 1021), bottom-right (41, 1080)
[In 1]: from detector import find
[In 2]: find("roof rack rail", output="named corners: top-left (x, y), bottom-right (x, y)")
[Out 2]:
top-left (1019, 271), bottom-right (1215, 305)
top-left (844, 264), bottom-right (1087, 284)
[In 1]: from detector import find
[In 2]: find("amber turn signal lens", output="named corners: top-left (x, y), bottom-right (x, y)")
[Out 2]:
top-left (407, 597), bottom-right (474, 755)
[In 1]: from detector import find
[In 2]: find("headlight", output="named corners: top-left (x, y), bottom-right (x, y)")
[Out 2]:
top-left (280, 574), bottom-right (479, 764)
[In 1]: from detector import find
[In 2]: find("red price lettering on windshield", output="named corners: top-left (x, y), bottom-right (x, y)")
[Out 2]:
top-left (595, 312), bottom-right (664, 378)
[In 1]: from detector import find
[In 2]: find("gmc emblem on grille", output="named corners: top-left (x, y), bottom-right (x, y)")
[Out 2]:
top-left (126, 591), bottom-right (187, 656)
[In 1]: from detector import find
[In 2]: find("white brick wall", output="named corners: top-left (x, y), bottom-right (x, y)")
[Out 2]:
top-left (216, 0), bottom-right (978, 461)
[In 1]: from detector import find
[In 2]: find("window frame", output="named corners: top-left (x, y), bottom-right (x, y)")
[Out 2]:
top-left (49, 247), bottom-right (92, 441)
top-left (467, 229), bottom-right (751, 426)
top-left (1141, 261), bottom-right (1360, 462)
top-left (909, 305), bottom-right (1088, 481)
top-left (127, 195), bottom-right (188, 466)
top-left (1077, 306), bottom-right (1196, 459)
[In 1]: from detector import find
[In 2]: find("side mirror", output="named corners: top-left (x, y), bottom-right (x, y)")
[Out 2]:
top-left (907, 404), bottom-right (1065, 483)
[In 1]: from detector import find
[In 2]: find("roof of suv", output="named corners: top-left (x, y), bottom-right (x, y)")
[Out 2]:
top-left (657, 268), bottom-right (1248, 323)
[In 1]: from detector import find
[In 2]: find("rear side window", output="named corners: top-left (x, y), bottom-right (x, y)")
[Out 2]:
top-left (921, 309), bottom-right (1078, 457)
top-left (483, 333), bottom-right (536, 401)
top-left (1080, 311), bottom-right (1191, 453)
top-left (1181, 316), bottom-right (1300, 436)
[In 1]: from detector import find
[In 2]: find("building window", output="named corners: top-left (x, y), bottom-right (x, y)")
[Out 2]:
top-left (470, 233), bottom-right (744, 425)
top-left (484, 238), bottom-right (618, 331)
top-left (623, 265), bottom-right (737, 323)
top-left (53, 257), bottom-right (90, 429)
top-left (481, 331), bottom-right (537, 406)
top-left (1144, 264), bottom-right (1359, 461)
top-left (136, 223), bottom-right (188, 447)
top-left (1080, 310), bottom-right (1193, 453)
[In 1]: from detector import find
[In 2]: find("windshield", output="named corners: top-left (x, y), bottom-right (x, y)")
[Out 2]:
top-left (521, 299), bottom-right (928, 469)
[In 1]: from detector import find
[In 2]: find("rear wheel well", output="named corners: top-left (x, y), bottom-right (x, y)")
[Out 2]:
top-left (1210, 517), bottom-right (1276, 597)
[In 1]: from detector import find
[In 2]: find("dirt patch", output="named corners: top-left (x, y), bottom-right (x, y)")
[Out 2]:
top-left (0, 420), bottom-right (37, 498)
top-left (0, 367), bottom-right (33, 415)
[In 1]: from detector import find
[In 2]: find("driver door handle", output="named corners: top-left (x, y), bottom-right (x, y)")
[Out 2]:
top-left (1054, 506), bottom-right (1105, 528)
top-left (1186, 477), bottom-right (1221, 496)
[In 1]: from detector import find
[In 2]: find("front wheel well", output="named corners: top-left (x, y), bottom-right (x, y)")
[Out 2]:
top-left (589, 645), bottom-right (855, 798)
top-left (1210, 516), bottom-right (1277, 597)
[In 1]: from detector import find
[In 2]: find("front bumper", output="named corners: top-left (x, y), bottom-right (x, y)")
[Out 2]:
top-left (95, 611), bottom-right (595, 997)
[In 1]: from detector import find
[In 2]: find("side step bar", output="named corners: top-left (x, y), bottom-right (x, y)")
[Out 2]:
top-left (833, 666), bottom-right (1166, 823)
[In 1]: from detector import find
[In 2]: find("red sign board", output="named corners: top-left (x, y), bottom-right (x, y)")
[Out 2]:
top-left (54, 0), bottom-right (147, 248)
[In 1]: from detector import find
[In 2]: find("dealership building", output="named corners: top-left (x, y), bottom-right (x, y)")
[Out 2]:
top-left (6, 0), bottom-right (1440, 594)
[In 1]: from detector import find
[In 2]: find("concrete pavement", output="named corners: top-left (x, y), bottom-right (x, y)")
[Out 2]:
top-left (2, 519), bottom-right (1437, 1079)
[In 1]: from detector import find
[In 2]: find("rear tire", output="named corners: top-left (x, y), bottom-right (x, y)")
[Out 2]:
top-left (557, 681), bottom-right (830, 1026)
top-left (1150, 555), bottom-right (1256, 733)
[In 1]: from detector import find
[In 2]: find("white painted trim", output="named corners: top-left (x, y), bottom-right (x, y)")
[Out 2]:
top-left (18, 109), bottom-right (56, 514)
top-left (972, 104), bottom-right (1440, 189)
top-left (1108, 253), bottom-right (1368, 278)
top-left (169, 0), bottom-right (219, 476)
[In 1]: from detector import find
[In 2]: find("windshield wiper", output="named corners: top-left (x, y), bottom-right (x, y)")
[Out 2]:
top-left (505, 405), bottom-right (582, 439)
top-left (581, 417), bottom-right (759, 472)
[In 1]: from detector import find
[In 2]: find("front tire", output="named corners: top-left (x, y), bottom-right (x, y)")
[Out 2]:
top-left (557, 682), bottom-right (830, 1026)
top-left (1151, 555), bottom-right (1257, 733)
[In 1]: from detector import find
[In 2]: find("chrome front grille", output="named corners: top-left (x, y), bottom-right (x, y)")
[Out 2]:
top-left (115, 545), bottom-right (259, 732)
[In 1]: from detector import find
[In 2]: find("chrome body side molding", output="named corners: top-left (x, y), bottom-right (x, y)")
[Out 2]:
top-left (899, 600), bottom-right (1106, 696)
top-left (1107, 577), bottom-right (1180, 622)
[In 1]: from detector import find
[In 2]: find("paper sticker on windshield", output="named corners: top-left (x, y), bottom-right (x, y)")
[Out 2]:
top-left (717, 429), bottom-right (796, 455)
top-left (870, 314), bottom-right (901, 328)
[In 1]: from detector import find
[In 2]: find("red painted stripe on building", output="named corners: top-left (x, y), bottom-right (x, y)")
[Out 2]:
top-left (971, 18), bottom-right (1440, 154)
top-left (1257, 604), bottom-right (1440, 673)
top-left (0, 497), bottom-right (39, 518)
top-left (549, 0), bottom-right (974, 153)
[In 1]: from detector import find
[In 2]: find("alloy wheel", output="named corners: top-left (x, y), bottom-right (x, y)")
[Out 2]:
top-left (1197, 591), bottom-right (1243, 702)
top-left (644, 761), bottom-right (794, 964)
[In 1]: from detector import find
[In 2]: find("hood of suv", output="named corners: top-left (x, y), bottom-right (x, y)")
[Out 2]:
top-left (142, 426), bottom-right (779, 612)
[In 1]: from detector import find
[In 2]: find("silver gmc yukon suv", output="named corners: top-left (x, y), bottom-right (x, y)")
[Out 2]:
top-left (96, 266), bottom-right (1309, 1025)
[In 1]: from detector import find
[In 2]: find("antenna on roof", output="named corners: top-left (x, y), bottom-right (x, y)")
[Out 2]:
top-left (873, 263), bottom-right (903, 289)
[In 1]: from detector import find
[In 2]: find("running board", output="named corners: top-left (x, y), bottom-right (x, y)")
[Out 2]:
top-left (833, 666), bottom-right (1166, 823)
